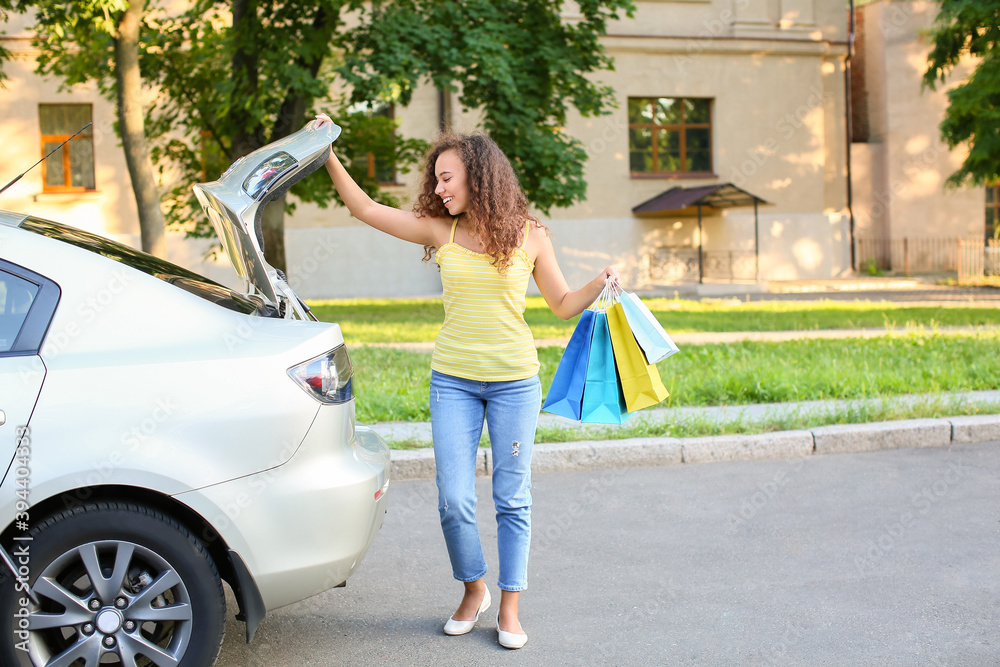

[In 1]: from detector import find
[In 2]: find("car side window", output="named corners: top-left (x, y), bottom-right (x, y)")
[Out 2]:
top-left (0, 271), bottom-right (39, 352)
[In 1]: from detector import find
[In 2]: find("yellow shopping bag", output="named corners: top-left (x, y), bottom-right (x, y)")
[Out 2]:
top-left (607, 301), bottom-right (669, 412)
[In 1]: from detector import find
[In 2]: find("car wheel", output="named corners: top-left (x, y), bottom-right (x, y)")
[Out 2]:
top-left (0, 501), bottom-right (225, 666)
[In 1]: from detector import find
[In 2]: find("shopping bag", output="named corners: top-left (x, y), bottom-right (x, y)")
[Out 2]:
top-left (580, 311), bottom-right (633, 424)
top-left (542, 309), bottom-right (596, 420)
top-left (607, 301), bottom-right (670, 412)
top-left (619, 291), bottom-right (679, 364)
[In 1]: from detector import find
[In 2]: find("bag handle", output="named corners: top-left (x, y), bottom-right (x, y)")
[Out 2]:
top-left (589, 276), bottom-right (622, 312)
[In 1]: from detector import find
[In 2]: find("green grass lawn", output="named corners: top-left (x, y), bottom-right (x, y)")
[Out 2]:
top-left (349, 331), bottom-right (1000, 423)
top-left (308, 297), bottom-right (1000, 430)
top-left (309, 297), bottom-right (1000, 343)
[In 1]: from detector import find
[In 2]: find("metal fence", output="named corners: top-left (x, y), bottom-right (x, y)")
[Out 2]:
top-left (645, 247), bottom-right (757, 284)
top-left (645, 239), bottom-right (998, 285)
top-left (857, 236), bottom-right (999, 281)
top-left (957, 238), bottom-right (1000, 282)
top-left (856, 237), bottom-right (959, 274)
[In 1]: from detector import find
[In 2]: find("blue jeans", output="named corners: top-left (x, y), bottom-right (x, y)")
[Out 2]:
top-left (430, 370), bottom-right (542, 592)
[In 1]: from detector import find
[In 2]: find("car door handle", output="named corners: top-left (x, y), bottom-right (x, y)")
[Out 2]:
top-left (0, 410), bottom-right (5, 426)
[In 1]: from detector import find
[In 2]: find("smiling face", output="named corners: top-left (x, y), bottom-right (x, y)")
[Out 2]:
top-left (434, 149), bottom-right (470, 215)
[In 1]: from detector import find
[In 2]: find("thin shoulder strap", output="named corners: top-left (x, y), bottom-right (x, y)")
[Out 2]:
top-left (449, 217), bottom-right (459, 243)
top-left (520, 219), bottom-right (531, 250)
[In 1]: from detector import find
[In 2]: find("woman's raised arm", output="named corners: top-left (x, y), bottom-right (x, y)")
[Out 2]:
top-left (315, 115), bottom-right (447, 248)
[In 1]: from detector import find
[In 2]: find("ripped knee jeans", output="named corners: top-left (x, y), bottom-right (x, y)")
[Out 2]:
top-left (429, 370), bottom-right (542, 592)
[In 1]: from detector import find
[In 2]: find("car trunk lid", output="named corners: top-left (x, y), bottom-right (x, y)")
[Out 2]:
top-left (193, 121), bottom-right (341, 315)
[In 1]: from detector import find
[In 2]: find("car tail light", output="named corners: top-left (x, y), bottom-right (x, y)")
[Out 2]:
top-left (288, 345), bottom-right (354, 404)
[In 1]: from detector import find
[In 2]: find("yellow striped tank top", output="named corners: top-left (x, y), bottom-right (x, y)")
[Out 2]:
top-left (431, 218), bottom-right (539, 381)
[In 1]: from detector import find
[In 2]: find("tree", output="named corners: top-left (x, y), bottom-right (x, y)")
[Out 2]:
top-left (923, 0), bottom-right (1000, 188)
top-left (114, 0), bottom-right (166, 257)
top-left (6, 0), bottom-right (635, 273)
top-left (2, 0), bottom-right (168, 257)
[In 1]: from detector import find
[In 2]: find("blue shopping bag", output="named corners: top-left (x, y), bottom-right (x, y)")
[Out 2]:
top-left (542, 310), bottom-right (597, 420)
top-left (580, 312), bottom-right (633, 424)
top-left (619, 291), bottom-right (679, 364)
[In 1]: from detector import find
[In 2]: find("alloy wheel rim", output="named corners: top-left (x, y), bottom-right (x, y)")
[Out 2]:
top-left (22, 539), bottom-right (194, 666)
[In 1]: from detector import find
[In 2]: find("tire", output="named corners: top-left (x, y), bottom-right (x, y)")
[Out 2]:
top-left (0, 501), bottom-right (225, 666)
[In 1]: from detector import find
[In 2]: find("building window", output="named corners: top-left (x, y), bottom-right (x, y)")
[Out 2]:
top-left (39, 104), bottom-right (96, 192)
top-left (987, 183), bottom-right (1000, 240)
top-left (628, 97), bottom-right (712, 176)
top-left (347, 100), bottom-right (396, 185)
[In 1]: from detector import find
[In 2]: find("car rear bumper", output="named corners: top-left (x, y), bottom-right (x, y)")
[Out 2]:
top-left (174, 407), bottom-right (390, 611)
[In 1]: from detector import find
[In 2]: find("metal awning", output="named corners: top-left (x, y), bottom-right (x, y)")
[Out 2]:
top-left (632, 183), bottom-right (770, 217)
top-left (632, 183), bottom-right (771, 284)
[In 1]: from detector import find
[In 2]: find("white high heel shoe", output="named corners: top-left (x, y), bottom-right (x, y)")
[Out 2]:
top-left (443, 587), bottom-right (491, 636)
top-left (497, 612), bottom-right (528, 649)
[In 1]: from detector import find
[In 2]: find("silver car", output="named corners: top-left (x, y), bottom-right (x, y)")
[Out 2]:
top-left (0, 121), bottom-right (390, 665)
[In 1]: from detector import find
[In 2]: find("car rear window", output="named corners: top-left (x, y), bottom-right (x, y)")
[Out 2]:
top-left (20, 217), bottom-right (274, 317)
top-left (0, 271), bottom-right (38, 352)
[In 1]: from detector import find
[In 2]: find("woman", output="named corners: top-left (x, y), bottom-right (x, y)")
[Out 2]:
top-left (315, 114), bottom-right (617, 649)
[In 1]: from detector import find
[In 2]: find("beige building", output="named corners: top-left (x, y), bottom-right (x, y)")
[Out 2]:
top-left (850, 0), bottom-right (988, 275)
top-left (0, 1), bottom-right (990, 298)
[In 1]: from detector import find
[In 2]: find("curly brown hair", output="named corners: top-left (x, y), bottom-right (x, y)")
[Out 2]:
top-left (414, 132), bottom-right (542, 273)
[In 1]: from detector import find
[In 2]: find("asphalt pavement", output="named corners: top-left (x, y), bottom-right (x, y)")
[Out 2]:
top-left (216, 440), bottom-right (1000, 666)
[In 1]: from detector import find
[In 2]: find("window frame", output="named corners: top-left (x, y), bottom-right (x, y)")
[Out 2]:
top-left (0, 259), bottom-right (61, 357)
top-left (627, 96), bottom-right (714, 178)
top-left (38, 103), bottom-right (96, 193)
top-left (371, 102), bottom-right (397, 186)
top-left (348, 100), bottom-right (398, 186)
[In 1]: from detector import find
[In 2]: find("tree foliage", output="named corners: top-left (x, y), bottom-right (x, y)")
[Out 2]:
top-left (338, 0), bottom-right (632, 212)
top-left (923, 0), bottom-right (1000, 188)
top-left (2, 0), bottom-right (634, 271)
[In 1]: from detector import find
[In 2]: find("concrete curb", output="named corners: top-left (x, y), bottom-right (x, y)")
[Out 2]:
top-left (949, 414), bottom-right (1000, 443)
top-left (682, 430), bottom-right (814, 464)
top-left (388, 414), bottom-right (1000, 481)
top-left (812, 418), bottom-right (951, 455)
